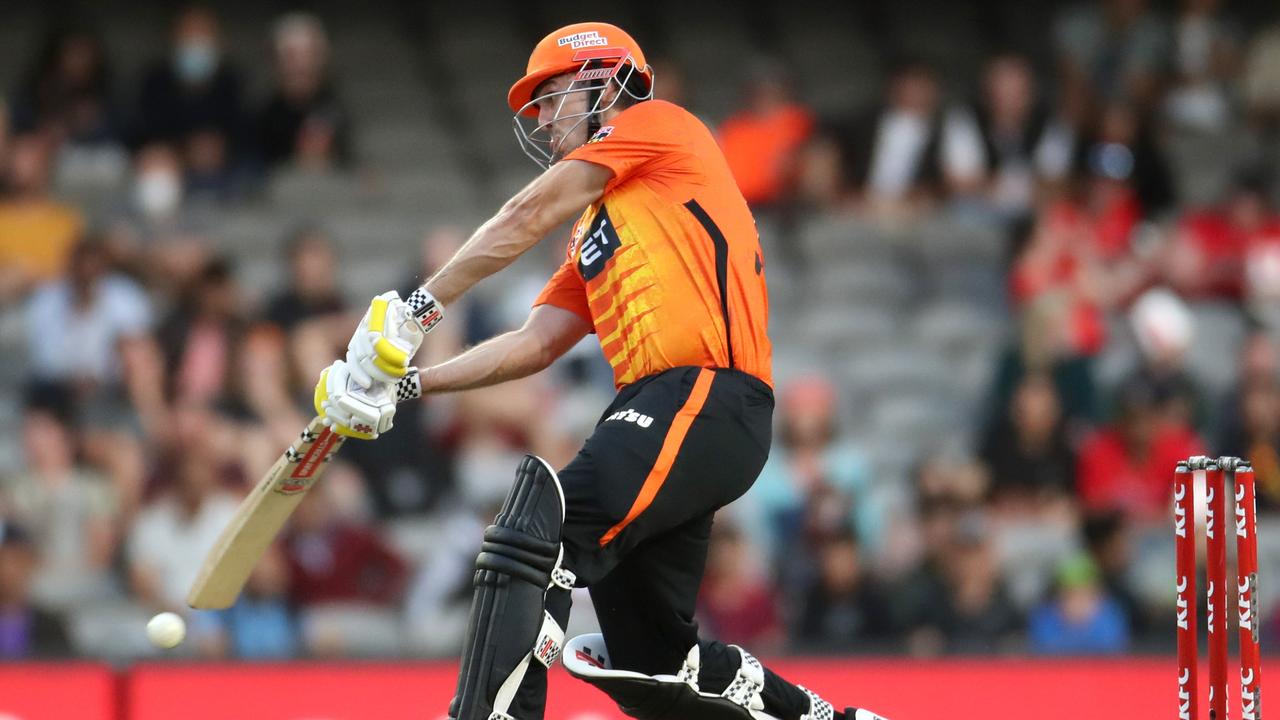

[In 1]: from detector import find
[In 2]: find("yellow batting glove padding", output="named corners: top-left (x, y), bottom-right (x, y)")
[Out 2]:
top-left (372, 349), bottom-right (407, 379)
top-left (374, 337), bottom-right (408, 370)
top-left (313, 367), bottom-right (331, 417)
top-left (368, 296), bottom-right (390, 334)
top-left (367, 295), bottom-right (409, 378)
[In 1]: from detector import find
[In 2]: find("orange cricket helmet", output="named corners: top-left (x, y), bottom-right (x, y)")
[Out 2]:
top-left (508, 21), bottom-right (651, 117)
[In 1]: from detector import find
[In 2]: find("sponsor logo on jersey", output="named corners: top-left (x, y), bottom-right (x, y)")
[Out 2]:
top-left (577, 205), bottom-right (620, 281)
top-left (557, 31), bottom-right (608, 49)
top-left (605, 408), bottom-right (653, 428)
top-left (586, 125), bottom-right (614, 144)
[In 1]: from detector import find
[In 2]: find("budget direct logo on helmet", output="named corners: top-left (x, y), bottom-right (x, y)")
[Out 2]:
top-left (557, 30), bottom-right (609, 49)
top-left (510, 22), bottom-right (654, 168)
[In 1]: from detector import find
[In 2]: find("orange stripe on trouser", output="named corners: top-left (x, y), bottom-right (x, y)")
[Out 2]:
top-left (599, 368), bottom-right (716, 547)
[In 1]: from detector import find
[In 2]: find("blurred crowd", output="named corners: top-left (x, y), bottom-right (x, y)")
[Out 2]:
top-left (2, 0), bottom-right (1280, 662)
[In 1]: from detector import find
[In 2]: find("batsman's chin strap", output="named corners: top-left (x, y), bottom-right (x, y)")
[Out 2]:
top-left (584, 60), bottom-right (607, 138)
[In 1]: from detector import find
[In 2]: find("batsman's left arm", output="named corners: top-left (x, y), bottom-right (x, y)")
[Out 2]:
top-left (342, 160), bottom-right (610, 392)
top-left (423, 159), bottom-right (611, 306)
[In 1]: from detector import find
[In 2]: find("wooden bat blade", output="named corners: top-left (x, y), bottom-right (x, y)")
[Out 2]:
top-left (187, 417), bottom-right (345, 610)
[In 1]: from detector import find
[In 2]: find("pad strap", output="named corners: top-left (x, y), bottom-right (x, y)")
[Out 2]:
top-left (533, 611), bottom-right (565, 668)
top-left (551, 566), bottom-right (577, 590)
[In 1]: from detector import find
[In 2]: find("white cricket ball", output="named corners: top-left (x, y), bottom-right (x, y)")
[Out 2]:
top-left (146, 612), bottom-right (186, 649)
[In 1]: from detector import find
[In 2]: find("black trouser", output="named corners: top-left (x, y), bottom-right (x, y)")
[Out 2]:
top-left (512, 366), bottom-right (812, 720)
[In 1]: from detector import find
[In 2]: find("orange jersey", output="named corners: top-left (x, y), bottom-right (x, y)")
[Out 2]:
top-left (533, 100), bottom-right (772, 389)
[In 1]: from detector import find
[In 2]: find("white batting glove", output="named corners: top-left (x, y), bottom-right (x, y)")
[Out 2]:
top-left (344, 289), bottom-right (442, 388)
top-left (313, 359), bottom-right (420, 440)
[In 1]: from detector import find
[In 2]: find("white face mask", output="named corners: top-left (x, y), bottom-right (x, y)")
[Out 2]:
top-left (135, 171), bottom-right (182, 219)
top-left (175, 41), bottom-right (218, 84)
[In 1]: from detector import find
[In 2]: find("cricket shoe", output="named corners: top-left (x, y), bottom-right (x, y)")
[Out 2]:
top-left (800, 686), bottom-right (889, 720)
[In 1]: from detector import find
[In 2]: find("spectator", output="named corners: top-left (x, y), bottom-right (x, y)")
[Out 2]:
top-left (943, 52), bottom-right (1075, 218)
top-left (262, 227), bottom-right (350, 405)
top-left (1082, 510), bottom-right (1148, 635)
top-left (1, 399), bottom-right (119, 607)
top-left (980, 371), bottom-right (1077, 505)
top-left (257, 13), bottom-right (352, 171)
top-left (1126, 288), bottom-right (1204, 431)
top-left (10, 23), bottom-right (128, 194)
top-left (133, 6), bottom-right (248, 202)
top-left (717, 62), bottom-right (813, 208)
top-left (1077, 376), bottom-right (1203, 520)
top-left (283, 463), bottom-right (406, 607)
top-left (157, 257), bottom-right (246, 408)
top-left (740, 374), bottom-right (876, 564)
top-left (1243, 19), bottom-right (1280, 138)
top-left (1028, 553), bottom-right (1130, 654)
top-left (127, 437), bottom-right (239, 610)
top-left (1164, 170), bottom-right (1280, 301)
top-left (791, 524), bottom-right (892, 654)
top-left (11, 23), bottom-right (122, 148)
top-left (110, 141), bottom-right (212, 295)
top-left (264, 226), bottom-right (345, 332)
top-left (0, 130), bottom-right (84, 301)
top-left (697, 521), bottom-right (784, 652)
top-left (25, 237), bottom-right (165, 511)
top-left (1163, 0), bottom-right (1241, 134)
top-left (1053, 0), bottom-right (1169, 117)
top-left (1218, 335), bottom-right (1280, 509)
top-left (0, 521), bottom-right (72, 659)
top-left (898, 511), bottom-right (1021, 655)
top-left (1073, 101), bottom-right (1174, 216)
top-left (1009, 137), bottom-right (1151, 368)
top-left (834, 59), bottom-right (951, 213)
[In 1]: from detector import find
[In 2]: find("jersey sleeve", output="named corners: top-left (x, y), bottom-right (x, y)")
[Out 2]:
top-left (532, 259), bottom-right (594, 331)
top-left (564, 101), bottom-right (686, 191)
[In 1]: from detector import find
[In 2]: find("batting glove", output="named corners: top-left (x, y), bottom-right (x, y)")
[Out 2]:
top-left (313, 359), bottom-right (420, 440)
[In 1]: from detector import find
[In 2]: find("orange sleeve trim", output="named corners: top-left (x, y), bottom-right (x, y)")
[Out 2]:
top-left (598, 368), bottom-right (716, 546)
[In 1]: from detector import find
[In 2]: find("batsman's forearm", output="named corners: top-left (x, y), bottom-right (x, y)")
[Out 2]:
top-left (419, 329), bottom-right (550, 393)
top-left (424, 210), bottom-right (541, 307)
top-left (421, 160), bottom-right (608, 307)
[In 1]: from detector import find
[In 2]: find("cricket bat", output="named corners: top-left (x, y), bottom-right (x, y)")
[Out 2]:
top-left (187, 416), bottom-right (346, 609)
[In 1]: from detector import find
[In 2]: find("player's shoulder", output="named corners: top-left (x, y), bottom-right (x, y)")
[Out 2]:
top-left (612, 99), bottom-right (696, 129)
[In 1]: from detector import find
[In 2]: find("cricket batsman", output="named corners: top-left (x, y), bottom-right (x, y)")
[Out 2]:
top-left (313, 21), bottom-right (888, 720)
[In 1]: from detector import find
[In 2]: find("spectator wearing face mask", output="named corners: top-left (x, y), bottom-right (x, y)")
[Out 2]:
top-left (256, 13), bottom-right (352, 171)
top-left (101, 141), bottom-right (213, 299)
top-left (133, 5), bottom-right (248, 201)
